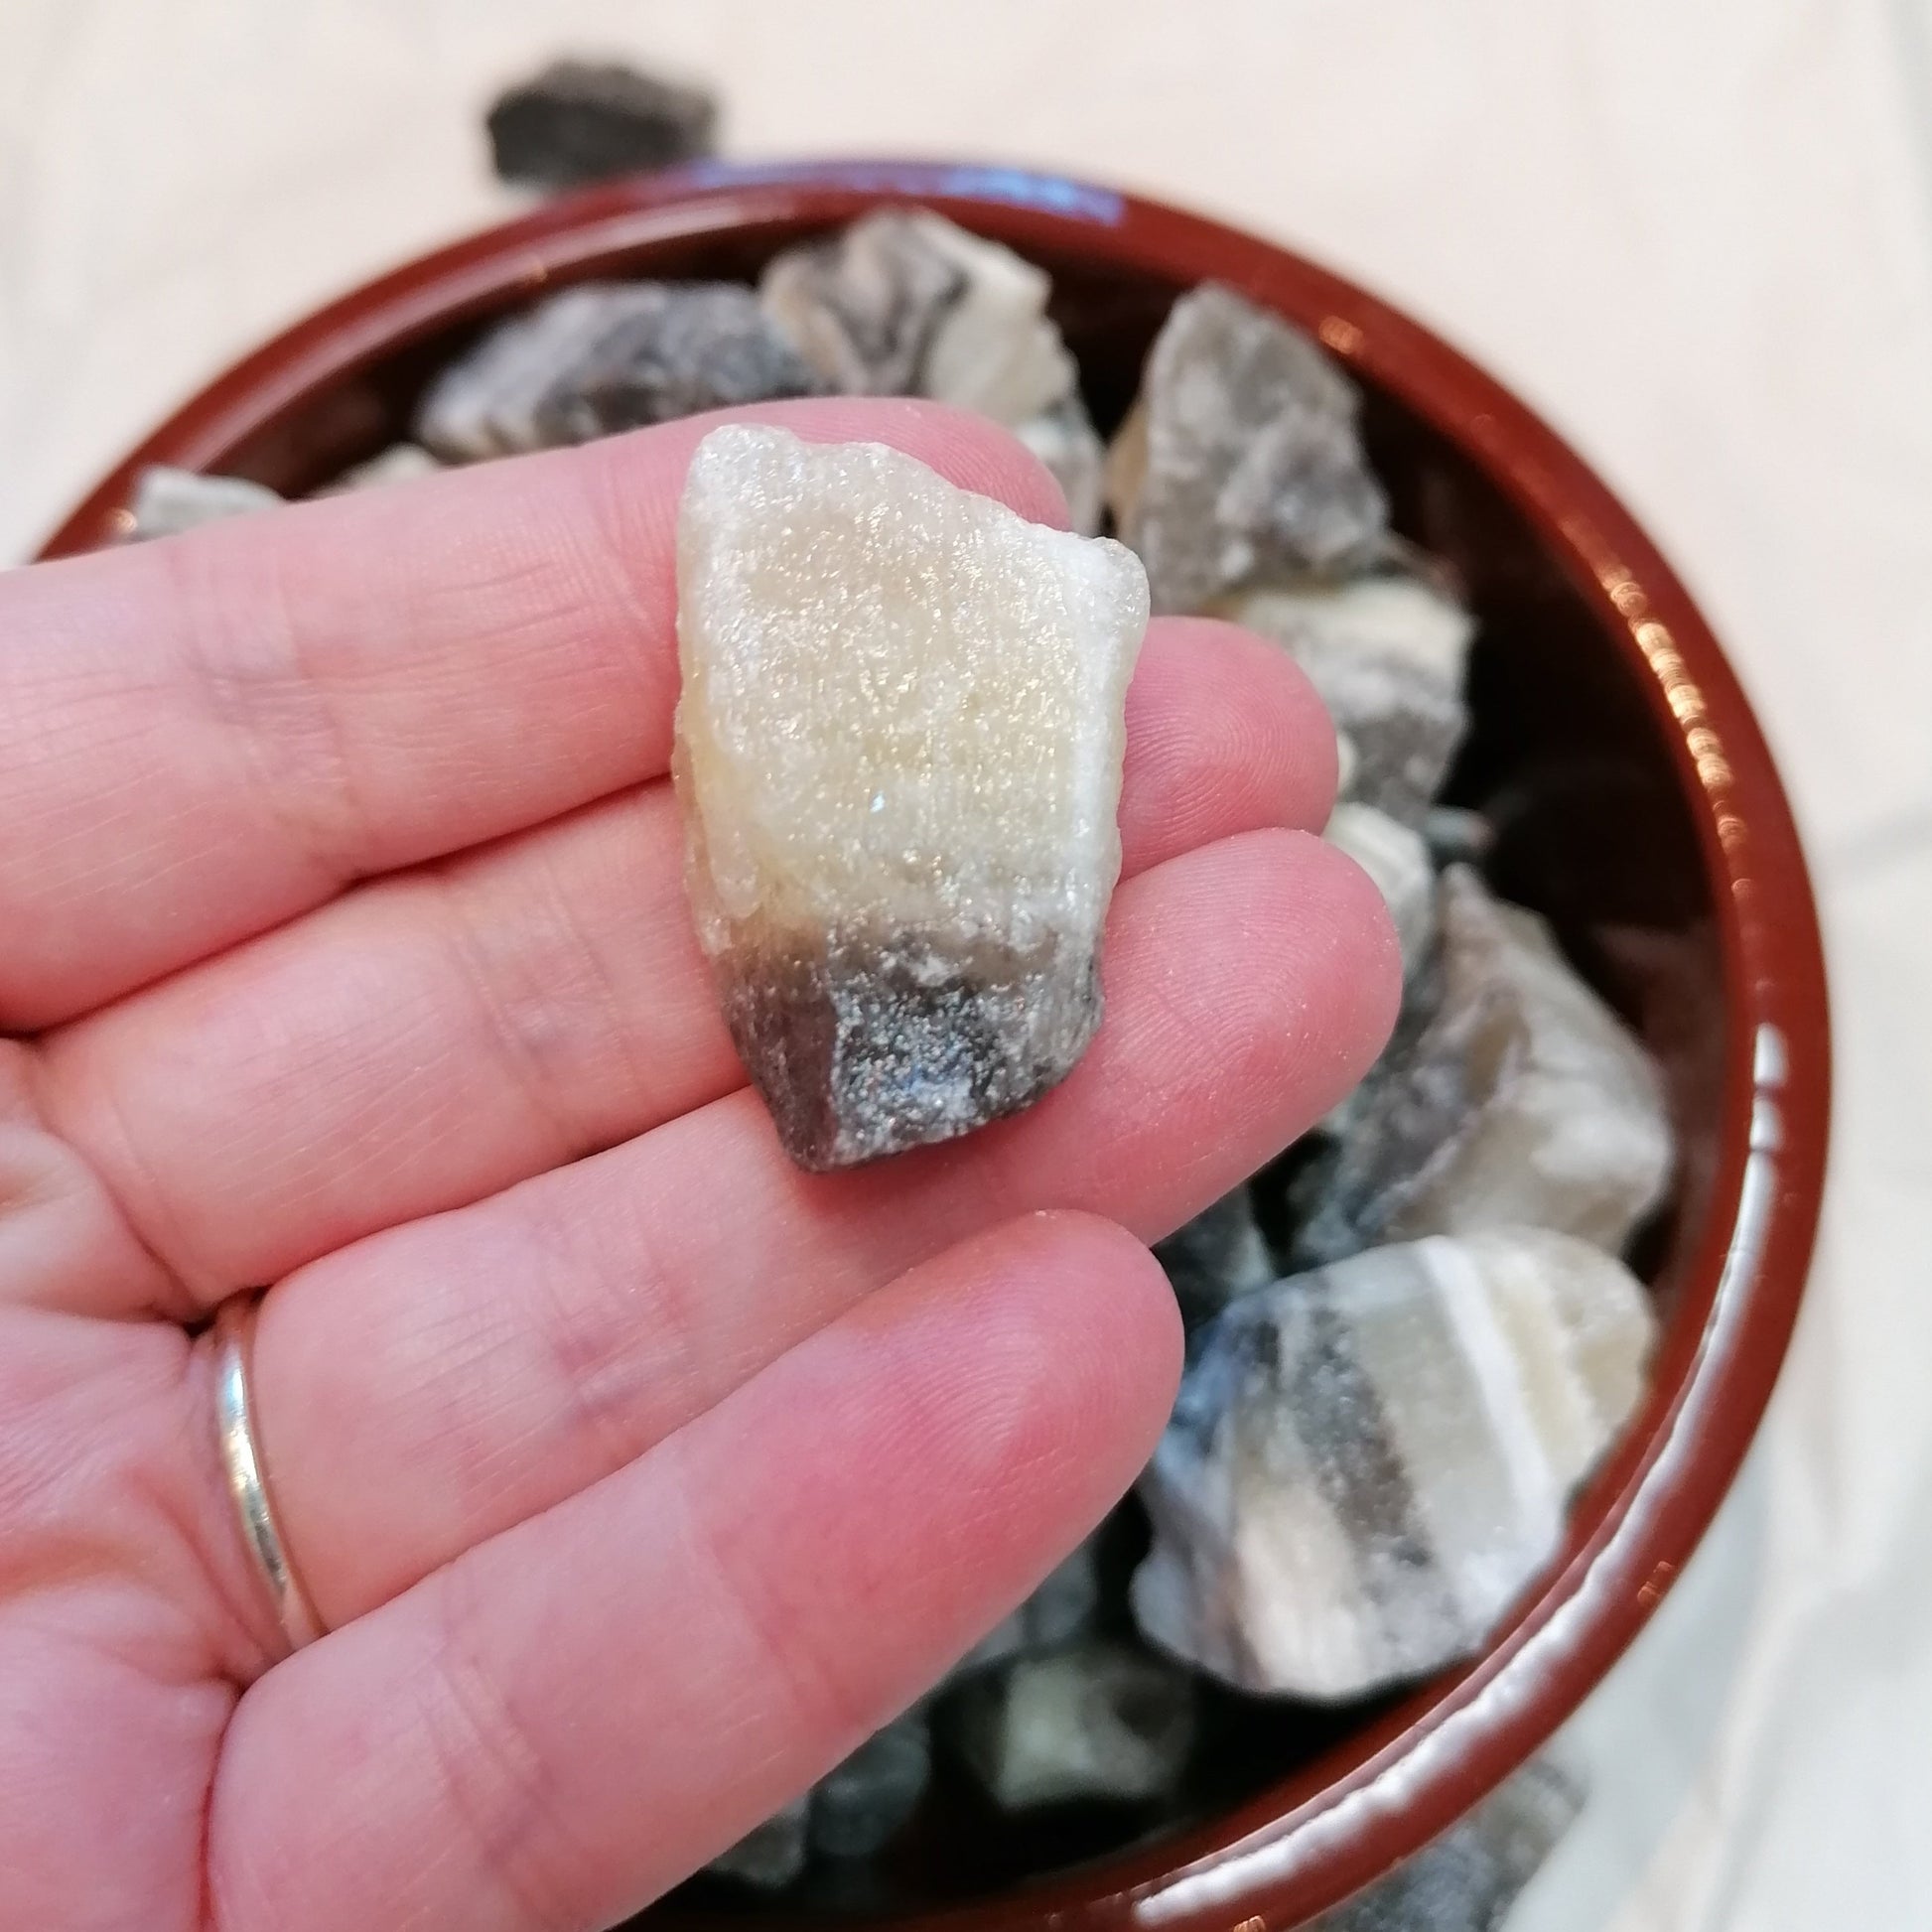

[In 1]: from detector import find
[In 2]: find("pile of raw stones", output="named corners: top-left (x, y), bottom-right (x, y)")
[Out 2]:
top-left (127, 66), bottom-right (1676, 1922)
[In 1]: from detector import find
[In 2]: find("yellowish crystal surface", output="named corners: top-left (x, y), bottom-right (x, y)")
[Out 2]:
top-left (674, 425), bottom-right (1149, 1169)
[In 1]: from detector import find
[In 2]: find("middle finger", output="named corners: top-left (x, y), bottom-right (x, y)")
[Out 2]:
top-left (35, 618), bottom-right (1333, 1309)
top-left (254, 825), bottom-right (1398, 1630)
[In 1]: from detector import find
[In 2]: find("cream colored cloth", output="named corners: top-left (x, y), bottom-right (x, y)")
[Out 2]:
top-left (5, 3), bottom-right (1931, 1924)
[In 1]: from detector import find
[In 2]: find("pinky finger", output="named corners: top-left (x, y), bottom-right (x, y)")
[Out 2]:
top-left (207, 1211), bottom-right (1182, 1932)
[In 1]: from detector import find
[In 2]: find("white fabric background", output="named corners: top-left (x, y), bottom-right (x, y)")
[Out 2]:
top-left (4, 4), bottom-right (1930, 1925)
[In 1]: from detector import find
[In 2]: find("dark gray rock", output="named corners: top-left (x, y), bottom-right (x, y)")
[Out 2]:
top-left (415, 282), bottom-right (823, 461)
top-left (809, 1714), bottom-right (931, 1860)
top-left (1293, 867), bottom-right (1673, 1269)
top-left (1106, 284), bottom-right (1389, 614)
top-left (485, 60), bottom-right (716, 191)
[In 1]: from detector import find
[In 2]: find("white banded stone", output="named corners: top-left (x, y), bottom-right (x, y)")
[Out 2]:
top-left (1132, 1228), bottom-right (1658, 1700)
top-left (760, 209), bottom-right (1076, 426)
top-left (1106, 284), bottom-right (1389, 615)
top-left (674, 425), bottom-right (1147, 1170)
top-left (1296, 866), bottom-right (1674, 1265)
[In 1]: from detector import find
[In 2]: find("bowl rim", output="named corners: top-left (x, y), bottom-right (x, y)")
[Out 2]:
top-left (38, 160), bottom-right (1833, 1929)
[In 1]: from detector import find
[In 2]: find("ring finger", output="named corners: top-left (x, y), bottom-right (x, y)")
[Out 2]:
top-left (243, 827), bottom-right (1397, 1634)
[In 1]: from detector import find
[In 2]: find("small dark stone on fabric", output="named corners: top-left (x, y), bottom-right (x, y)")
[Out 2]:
top-left (485, 59), bottom-right (716, 191)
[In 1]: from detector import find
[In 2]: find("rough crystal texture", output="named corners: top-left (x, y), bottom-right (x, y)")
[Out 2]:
top-left (127, 465), bottom-right (280, 538)
top-left (1155, 1187), bottom-right (1276, 1335)
top-left (674, 425), bottom-right (1148, 1169)
top-left (415, 282), bottom-right (822, 461)
top-left (1311, 1758), bottom-right (1583, 1930)
top-left (485, 59), bottom-right (716, 190)
top-left (1324, 802), bottom-right (1436, 982)
top-left (953, 1640), bottom-right (1196, 1809)
top-left (1295, 866), bottom-right (1675, 1266)
top-left (1106, 284), bottom-right (1389, 614)
top-left (760, 210), bottom-right (1076, 425)
top-left (1133, 1228), bottom-right (1658, 1699)
top-left (809, 1713), bottom-right (931, 1860)
top-left (707, 1797), bottom-right (808, 1888)
top-left (1220, 573), bottom-right (1474, 826)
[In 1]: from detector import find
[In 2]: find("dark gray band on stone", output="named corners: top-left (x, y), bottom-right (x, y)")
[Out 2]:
top-left (1255, 1282), bottom-right (1456, 1649)
top-left (719, 925), bottom-right (1102, 1170)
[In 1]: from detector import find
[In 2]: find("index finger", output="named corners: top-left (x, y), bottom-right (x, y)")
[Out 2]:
top-left (0, 400), bottom-right (1066, 1029)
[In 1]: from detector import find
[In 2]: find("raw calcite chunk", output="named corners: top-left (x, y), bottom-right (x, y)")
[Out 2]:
top-left (127, 465), bottom-right (281, 538)
top-left (414, 282), bottom-right (822, 460)
top-left (761, 209), bottom-right (1073, 422)
top-left (1295, 866), bottom-right (1674, 1266)
top-left (1106, 284), bottom-right (1389, 614)
top-left (953, 1640), bottom-right (1196, 1809)
top-left (674, 425), bottom-right (1148, 1169)
top-left (761, 209), bottom-right (1105, 531)
top-left (485, 59), bottom-right (716, 190)
top-left (1311, 1758), bottom-right (1583, 1931)
top-left (1324, 802), bottom-right (1435, 982)
top-left (1132, 1228), bottom-right (1658, 1700)
top-left (1219, 572), bottom-right (1474, 827)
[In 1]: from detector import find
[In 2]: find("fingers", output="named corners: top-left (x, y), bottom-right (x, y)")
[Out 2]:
top-left (0, 399), bottom-right (1064, 1030)
top-left (208, 1212), bottom-right (1181, 1932)
top-left (34, 619), bottom-right (1336, 1310)
top-left (252, 829), bottom-right (1398, 1627)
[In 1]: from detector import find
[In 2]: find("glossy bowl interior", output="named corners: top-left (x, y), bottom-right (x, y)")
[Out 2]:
top-left (41, 162), bottom-right (1830, 1930)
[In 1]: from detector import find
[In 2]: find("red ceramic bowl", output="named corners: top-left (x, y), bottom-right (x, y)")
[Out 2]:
top-left (42, 162), bottom-right (1830, 1928)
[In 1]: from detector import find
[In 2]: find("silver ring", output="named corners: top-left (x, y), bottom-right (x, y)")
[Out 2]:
top-left (212, 1294), bottom-right (326, 1655)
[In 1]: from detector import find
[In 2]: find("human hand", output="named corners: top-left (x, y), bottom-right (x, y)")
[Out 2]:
top-left (0, 400), bottom-right (1398, 1931)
